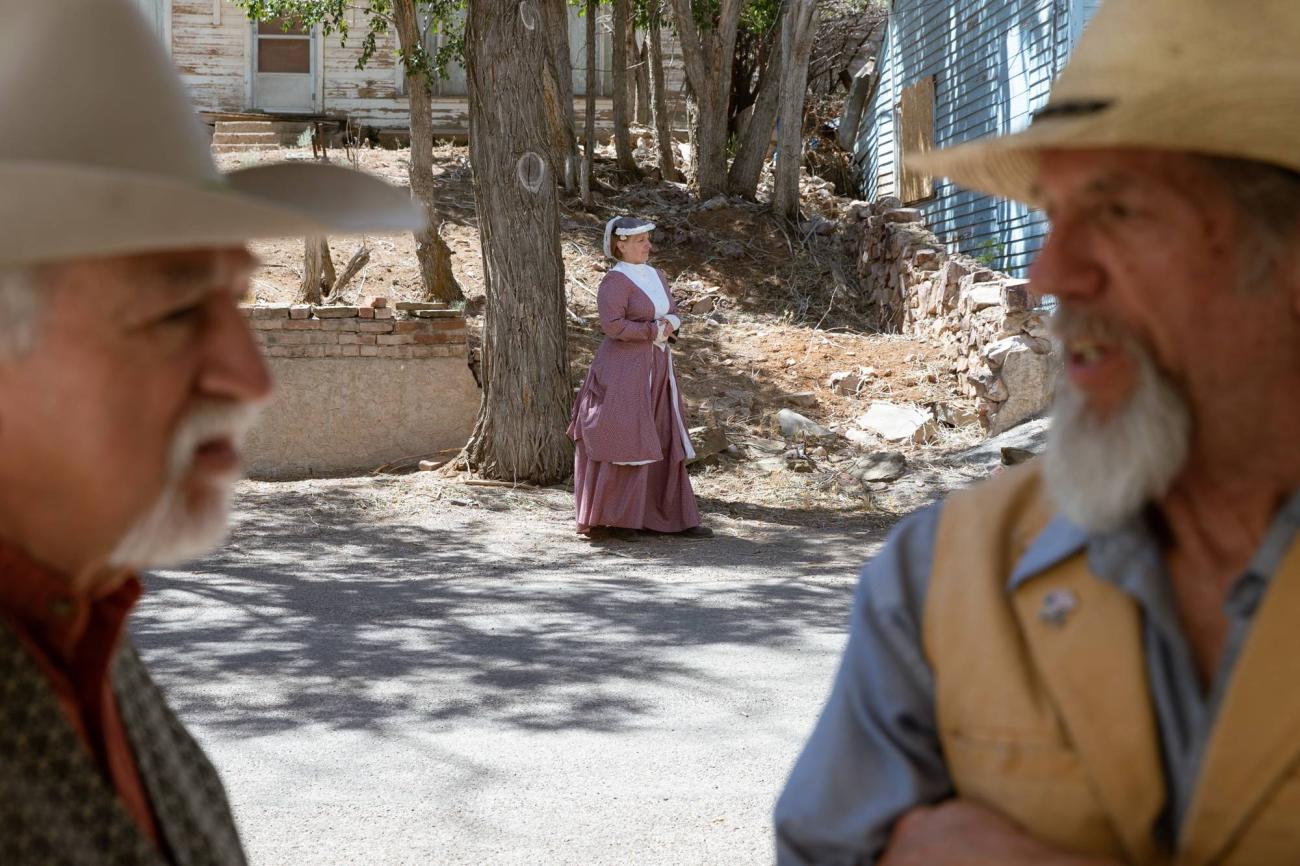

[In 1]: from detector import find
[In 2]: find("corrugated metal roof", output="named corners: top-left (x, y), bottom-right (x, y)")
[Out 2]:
top-left (855, 0), bottom-right (1102, 275)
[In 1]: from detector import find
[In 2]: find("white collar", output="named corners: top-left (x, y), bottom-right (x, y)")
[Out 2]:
top-left (612, 262), bottom-right (668, 318)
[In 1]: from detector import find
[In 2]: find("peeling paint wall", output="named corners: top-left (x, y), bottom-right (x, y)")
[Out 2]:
top-left (173, 1), bottom-right (248, 112)
top-left (166, 1), bottom-right (686, 131)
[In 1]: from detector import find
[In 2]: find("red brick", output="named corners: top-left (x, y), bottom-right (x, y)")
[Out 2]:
top-left (413, 332), bottom-right (465, 345)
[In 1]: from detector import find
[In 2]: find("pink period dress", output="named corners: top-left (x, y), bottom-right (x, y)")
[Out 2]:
top-left (567, 265), bottom-right (701, 534)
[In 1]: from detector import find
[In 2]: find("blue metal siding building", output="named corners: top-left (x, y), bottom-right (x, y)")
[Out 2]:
top-left (855, 0), bottom-right (1103, 274)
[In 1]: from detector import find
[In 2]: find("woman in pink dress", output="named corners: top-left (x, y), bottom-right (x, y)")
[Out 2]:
top-left (567, 216), bottom-right (712, 540)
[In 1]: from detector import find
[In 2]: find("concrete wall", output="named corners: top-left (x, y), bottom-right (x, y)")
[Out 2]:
top-left (245, 355), bottom-right (478, 478)
top-left (240, 302), bottom-right (478, 478)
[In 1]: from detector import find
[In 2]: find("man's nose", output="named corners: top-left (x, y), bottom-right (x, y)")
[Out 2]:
top-left (198, 296), bottom-right (273, 405)
top-left (1028, 215), bottom-right (1103, 305)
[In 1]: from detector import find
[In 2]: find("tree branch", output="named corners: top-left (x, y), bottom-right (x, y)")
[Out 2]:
top-left (666, 0), bottom-right (708, 95)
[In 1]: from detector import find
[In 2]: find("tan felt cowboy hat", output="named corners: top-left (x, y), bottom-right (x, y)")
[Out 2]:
top-left (911, 0), bottom-right (1300, 205)
top-left (0, 0), bottom-right (424, 267)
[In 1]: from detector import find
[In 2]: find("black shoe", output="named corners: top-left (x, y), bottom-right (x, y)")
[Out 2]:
top-left (677, 525), bottom-right (714, 539)
top-left (583, 526), bottom-right (640, 541)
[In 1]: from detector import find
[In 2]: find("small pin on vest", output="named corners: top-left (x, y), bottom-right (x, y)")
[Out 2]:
top-left (1038, 588), bottom-right (1078, 628)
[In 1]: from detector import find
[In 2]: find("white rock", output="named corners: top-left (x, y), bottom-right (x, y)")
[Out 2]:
top-left (982, 335), bottom-right (1040, 369)
top-left (856, 402), bottom-right (939, 444)
top-left (989, 345), bottom-right (1059, 434)
top-left (842, 428), bottom-right (879, 448)
top-left (847, 451), bottom-right (908, 482)
top-left (967, 283), bottom-right (1004, 311)
top-left (777, 408), bottom-right (835, 439)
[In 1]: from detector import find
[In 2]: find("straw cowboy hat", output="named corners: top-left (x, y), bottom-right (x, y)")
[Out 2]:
top-left (912, 0), bottom-right (1300, 205)
top-left (0, 0), bottom-right (423, 267)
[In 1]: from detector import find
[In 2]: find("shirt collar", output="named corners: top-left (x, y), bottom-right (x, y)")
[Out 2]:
top-left (1007, 514), bottom-right (1090, 591)
top-left (1006, 487), bottom-right (1300, 598)
top-left (0, 542), bottom-right (140, 662)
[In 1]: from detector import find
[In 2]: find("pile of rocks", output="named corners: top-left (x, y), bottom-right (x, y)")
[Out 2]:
top-left (843, 198), bottom-right (1059, 433)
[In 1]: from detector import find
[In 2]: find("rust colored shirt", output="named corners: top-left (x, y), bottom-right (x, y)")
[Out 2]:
top-left (0, 544), bottom-right (161, 848)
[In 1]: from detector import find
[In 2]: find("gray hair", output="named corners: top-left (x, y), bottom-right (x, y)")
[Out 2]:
top-left (1201, 156), bottom-right (1300, 287)
top-left (0, 267), bottom-right (45, 358)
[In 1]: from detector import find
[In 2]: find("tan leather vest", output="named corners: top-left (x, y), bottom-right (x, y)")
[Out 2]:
top-left (923, 463), bottom-right (1300, 865)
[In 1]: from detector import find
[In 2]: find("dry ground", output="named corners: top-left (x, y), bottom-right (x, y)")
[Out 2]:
top-left (220, 141), bottom-right (988, 518)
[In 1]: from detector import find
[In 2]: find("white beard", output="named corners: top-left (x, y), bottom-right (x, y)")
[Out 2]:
top-left (108, 401), bottom-right (260, 570)
top-left (1042, 323), bottom-right (1192, 533)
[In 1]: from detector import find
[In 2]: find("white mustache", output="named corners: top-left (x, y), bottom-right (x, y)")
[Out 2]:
top-left (1051, 306), bottom-right (1137, 347)
top-left (167, 400), bottom-right (262, 480)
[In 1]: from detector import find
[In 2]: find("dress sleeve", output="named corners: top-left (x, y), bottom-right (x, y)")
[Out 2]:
top-left (773, 503), bottom-right (953, 866)
top-left (598, 273), bottom-right (657, 342)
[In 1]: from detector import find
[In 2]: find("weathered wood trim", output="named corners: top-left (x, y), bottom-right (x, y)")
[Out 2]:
top-left (163, 0), bottom-right (174, 55)
top-left (211, 0), bottom-right (220, 25)
top-left (314, 24), bottom-right (325, 111)
top-left (243, 17), bottom-right (253, 108)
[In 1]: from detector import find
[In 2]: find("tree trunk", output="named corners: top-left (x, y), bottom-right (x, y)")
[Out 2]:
top-left (463, 0), bottom-right (573, 484)
top-left (648, 14), bottom-right (679, 182)
top-left (728, 9), bottom-right (784, 199)
top-left (393, 0), bottom-right (463, 303)
top-left (634, 32), bottom-right (652, 125)
top-left (611, 0), bottom-right (639, 175)
top-left (542, 0), bottom-right (580, 189)
top-left (685, 83), bottom-right (699, 182)
top-left (837, 57), bottom-right (877, 152)
top-left (581, 0), bottom-right (597, 207)
top-left (666, 0), bottom-right (744, 199)
top-left (773, 0), bottom-right (818, 222)
top-left (693, 86), bottom-right (729, 198)
top-left (298, 236), bottom-right (336, 305)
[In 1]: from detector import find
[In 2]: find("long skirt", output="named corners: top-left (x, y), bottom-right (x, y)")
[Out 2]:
top-left (573, 347), bottom-right (701, 534)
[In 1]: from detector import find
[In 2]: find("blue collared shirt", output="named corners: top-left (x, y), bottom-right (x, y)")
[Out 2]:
top-left (773, 490), bottom-right (1300, 865)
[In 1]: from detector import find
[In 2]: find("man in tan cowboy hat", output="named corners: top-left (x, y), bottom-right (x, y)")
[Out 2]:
top-left (775, 1), bottom-right (1300, 864)
top-left (0, 0), bottom-right (421, 861)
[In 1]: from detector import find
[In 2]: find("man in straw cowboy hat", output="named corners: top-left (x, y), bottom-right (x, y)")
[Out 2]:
top-left (0, 0), bottom-right (421, 861)
top-left (776, 0), bottom-right (1300, 863)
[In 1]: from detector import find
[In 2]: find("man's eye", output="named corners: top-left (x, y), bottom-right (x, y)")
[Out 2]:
top-left (157, 305), bottom-right (202, 326)
top-left (1102, 201), bottom-right (1134, 221)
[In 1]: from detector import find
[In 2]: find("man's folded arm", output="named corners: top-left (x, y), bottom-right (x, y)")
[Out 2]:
top-left (774, 504), bottom-right (954, 865)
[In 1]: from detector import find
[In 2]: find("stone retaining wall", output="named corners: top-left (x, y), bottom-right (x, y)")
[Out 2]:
top-left (845, 199), bottom-right (1059, 434)
top-left (242, 301), bottom-right (467, 359)
top-left (239, 301), bottom-right (479, 478)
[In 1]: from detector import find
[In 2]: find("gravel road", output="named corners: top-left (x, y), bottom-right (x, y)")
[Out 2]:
top-left (132, 421), bottom-right (1047, 865)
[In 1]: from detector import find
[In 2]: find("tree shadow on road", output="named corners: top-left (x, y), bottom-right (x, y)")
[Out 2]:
top-left (133, 480), bottom-right (879, 739)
